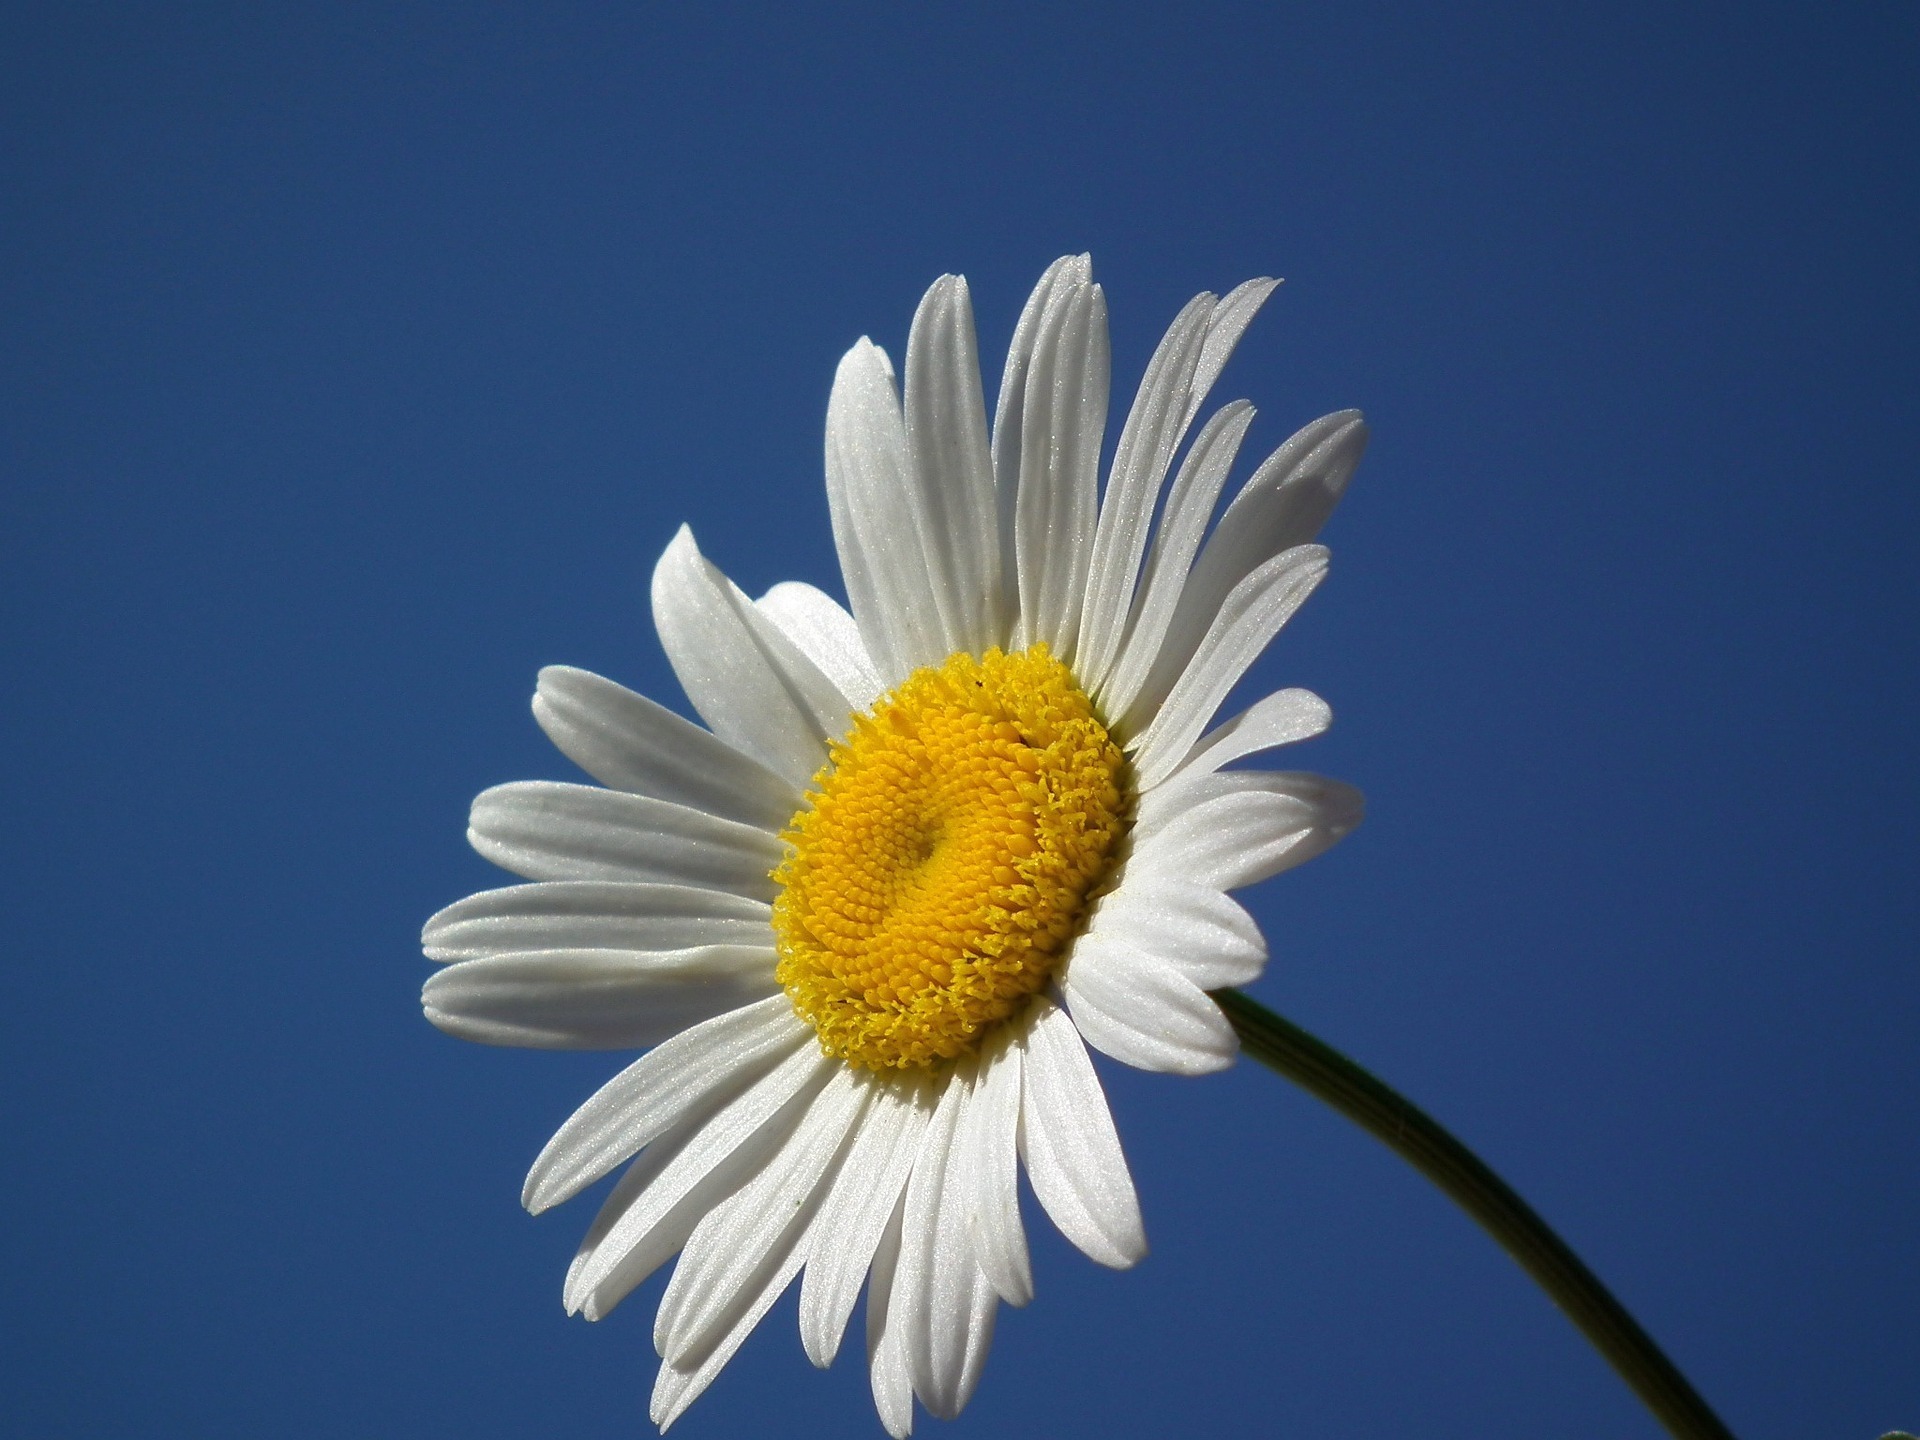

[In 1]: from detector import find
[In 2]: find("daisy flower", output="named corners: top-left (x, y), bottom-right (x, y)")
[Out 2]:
top-left (422, 255), bottom-right (1368, 1435)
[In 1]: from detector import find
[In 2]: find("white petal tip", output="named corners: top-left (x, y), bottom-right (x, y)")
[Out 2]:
top-left (799, 1316), bottom-right (844, 1370)
top-left (564, 1273), bottom-right (597, 1318)
top-left (1096, 1229), bottom-right (1149, 1270)
top-left (838, 335), bottom-right (894, 382)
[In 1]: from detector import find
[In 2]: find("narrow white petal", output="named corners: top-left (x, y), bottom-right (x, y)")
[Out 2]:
top-left (652, 1108), bottom-right (877, 1438)
top-left (422, 881), bottom-right (771, 963)
top-left (467, 781), bottom-right (785, 897)
top-left (799, 1079), bottom-right (933, 1368)
top-left (1010, 274), bottom-right (1108, 659)
top-left (656, 1068), bottom-right (869, 1368)
top-left (522, 996), bottom-right (805, 1213)
top-left (865, 1197), bottom-right (915, 1438)
top-left (563, 1102), bottom-right (710, 1310)
top-left (531, 665), bottom-right (799, 830)
top-left (991, 255), bottom-right (1090, 629)
top-left (1127, 769), bottom-right (1365, 891)
top-left (1163, 686), bottom-right (1332, 784)
top-left (1017, 998), bottom-right (1146, 1269)
top-left (959, 1027), bottom-right (1030, 1306)
top-left (892, 1075), bottom-right (962, 1414)
top-left (825, 338), bottom-right (935, 683)
top-left (1190, 410), bottom-right (1367, 608)
top-left (904, 274), bottom-right (1004, 656)
top-left (1098, 401), bottom-right (1256, 722)
top-left (651, 526), bottom-right (854, 789)
top-left (1184, 277), bottom-right (1281, 432)
top-left (650, 1240), bottom-right (809, 1431)
top-left (422, 946), bottom-right (778, 1052)
top-left (1076, 292), bottom-right (1215, 690)
top-left (1128, 545), bottom-right (1330, 789)
top-left (1061, 934), bottom-right (1239, 1075)
top-left (939, 1232), bottom-right (999, 1421)
top-left (1087, 276), bottom-right (1278, 706)
top-left (755, 581), bottom-right (885, 712)
top-left (1085, 876), bottom-right (1267, 989)
top-left (1127, 411), bottom-right (1366, 722)
top-left (897, 1069), bottom-right (1000, 1420)
top-left (565, 1042), bottom-right (832, 1318)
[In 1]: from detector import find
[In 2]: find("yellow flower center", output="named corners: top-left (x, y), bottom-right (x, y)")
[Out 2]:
top-left (772, 644), bottom-right (1128, 1071)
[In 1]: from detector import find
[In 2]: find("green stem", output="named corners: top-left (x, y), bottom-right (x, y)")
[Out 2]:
top-left (1213, 987), bottom-right (1735, 1440)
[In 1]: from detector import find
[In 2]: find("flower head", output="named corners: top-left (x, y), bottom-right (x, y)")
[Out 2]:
top-left (423, 255), bottom-right (1367, 1434)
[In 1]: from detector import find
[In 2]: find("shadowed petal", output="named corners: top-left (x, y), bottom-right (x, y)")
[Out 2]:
top-left (532, 665), bottom-right (798, 830)
top-left (422, 881), bottom-right (770, 963)
top-left (1017, 998), bottom-right (1145, 1269)
top-left (422, 946), bottom-right (778, 1051)
top-left (1061, 934), bottom-right (1238, 1075)
top-left (652, 526), bottom-right (854, 789)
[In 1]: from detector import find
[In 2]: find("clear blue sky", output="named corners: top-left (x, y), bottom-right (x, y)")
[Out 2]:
top-left (3, 4), bottom-right (1915, 1437)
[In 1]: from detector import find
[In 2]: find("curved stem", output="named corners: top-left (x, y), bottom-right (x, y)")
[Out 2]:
top-left (1213, 987), bottom-right (1736, 1440)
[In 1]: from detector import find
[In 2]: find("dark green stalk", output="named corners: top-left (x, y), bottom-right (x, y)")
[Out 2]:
top-left (1213, 987), bottom-right (1736, 1440)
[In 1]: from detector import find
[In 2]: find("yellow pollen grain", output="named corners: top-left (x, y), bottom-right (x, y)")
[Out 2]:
top-left (771, 644), bottom-right (1128, 1071)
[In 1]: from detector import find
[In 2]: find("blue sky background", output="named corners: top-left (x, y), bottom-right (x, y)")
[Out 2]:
top-left (3, 4), bottom-right (1916, 1438)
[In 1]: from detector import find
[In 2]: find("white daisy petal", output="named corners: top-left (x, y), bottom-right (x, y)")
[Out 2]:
top-left (959, 1024), bottom-right (1030, 1306)
top-left (1017, 997), bottom-right (1147, 1269)
top-left (467, 781), bottom-right (785, 897)
top-left (1167, 686), bottom-right (1333, 783)
top-left (563, 1102), bottom-right (715, 1312)
top-left (824, 338), bottom-right (929, 683)
top-left (531, 665), bottom-right (799, 830)
top-left (566, 1041), bottom-right (833, 1319)
top-left (889, 1075), bottom-right (962, 1418)
top-left (1098, 400), bottom-right (1257, 722)
top-left (650, 1240), bottom-right (809, 1432)
top-left (651, 525), bottom-right (854, 789)
top-left (1128, 545), bottom-right (1330, 789)
top-left (1061, 934), bottom-right (1239, 1076)
top-left (1185, 277), bottom-right (1281, 431)
top-left (990, 254), bottom-right (1090, 628)
top-left (904, 274), bottom-right (1004, 656)
top-left (1077, 292), bottom-right (1216, 690)
top-left (939, 1224), bottom-right (1000, 1421)
top-left (897, 1069), bottom-right (1001, 1420)
top-left (656, 1067), bottom-right (870, 1369)
top-left (755, 581), bottom-right (886, 712)
top-left (1087, 876), bottom-right (1267, 989)
top-left (799, 1080), bottom-right (933, 1368)
top-left (522, 996), bottom-right (806, 1214)
top-left (1191, 409), bottom-right (1368, 607)
top-left (422, 946), bottom-right (778, 1052)
top-left (1127, 411), bottom-right (1366, 722)
top-left (1128, 769), bottom-right (1366, 891)
top-left (865, 1196), bottom-right (915, 1439)
top-left (422, 881), bottom-right (771, 963)
top-left (1009, 271), bottom-right (1109, 659)
top-left (1088, 277), bottom-right (1277, 711)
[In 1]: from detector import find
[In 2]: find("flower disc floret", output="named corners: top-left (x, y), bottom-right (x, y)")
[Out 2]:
top-left (772, 644), bottom-right (1128, 1071)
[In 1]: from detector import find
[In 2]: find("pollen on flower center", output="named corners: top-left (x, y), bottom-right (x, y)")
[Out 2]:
top-left (772, 644), bottom-right (1128, 1071)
